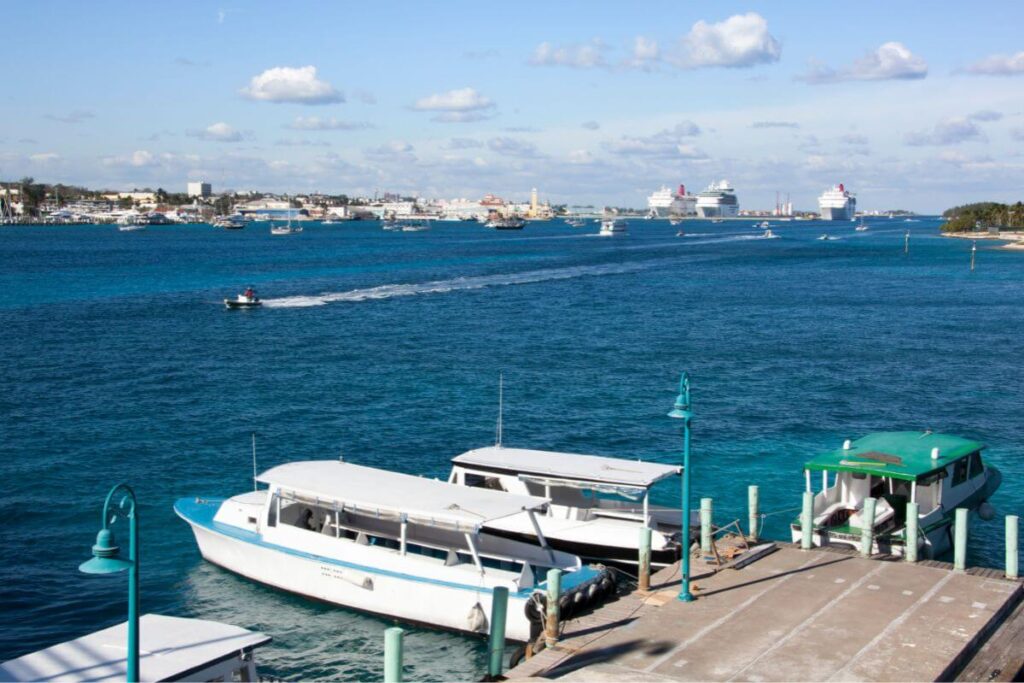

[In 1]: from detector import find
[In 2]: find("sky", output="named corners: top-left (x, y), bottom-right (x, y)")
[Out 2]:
top-left (2, 1), bottom-right (1024, 212)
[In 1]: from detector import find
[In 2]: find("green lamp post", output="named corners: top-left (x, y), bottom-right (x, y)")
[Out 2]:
top-left (667, 372), bottom-right (695, 602)
top-left (80, 483), bottom-right (139, 682)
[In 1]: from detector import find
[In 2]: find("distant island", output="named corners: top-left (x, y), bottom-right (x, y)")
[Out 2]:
top-left (941, 201), bottom-right (1024, 250)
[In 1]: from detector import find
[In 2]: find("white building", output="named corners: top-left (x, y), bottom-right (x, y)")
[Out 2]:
top-left (187, 181), bottom-right (212, 198)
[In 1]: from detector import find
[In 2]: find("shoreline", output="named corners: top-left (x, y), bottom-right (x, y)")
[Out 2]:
top-left (943, 230), bottom-right (1024, 250)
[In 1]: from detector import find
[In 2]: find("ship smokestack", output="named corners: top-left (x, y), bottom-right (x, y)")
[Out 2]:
top-left (839, 183), bottom-right (844, 192)
top-left (678, 184), bottom-right (685, 196)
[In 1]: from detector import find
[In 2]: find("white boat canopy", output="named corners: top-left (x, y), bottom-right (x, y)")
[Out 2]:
top-left (0, 614), bottom-right (270, 682)
top-left (452, 447), bottom-right (681, 491)
top-left (259, 460), bottom-right (549, 530)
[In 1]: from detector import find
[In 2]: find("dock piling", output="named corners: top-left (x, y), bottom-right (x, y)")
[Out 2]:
top-left (904, 230), bottom-right (910, 255)
top-left (748, 485), bottom-right (759, 541)
top-left (860, 497), bottom-right (877, 557)
top-left (487, 586), bottom-right (509, 678)
top-left (954, 508), bottom-right (968, 572)
top-left (1007, 515), bottom-right (1019, 580)
top-left (700, 498), bottom-right (713, 554)
top-left (905, 502), bottom-right (919, 563)
top-left (800, 491), bottom-right (813, 550)
top-left (971, 240), bottom-right (977, 271)
top-left (638, 526), bottom-right (652, 592)
top-left (545, 568), bottom-right (562, 648)
top-left (384, 627), bottom-right (404, 683)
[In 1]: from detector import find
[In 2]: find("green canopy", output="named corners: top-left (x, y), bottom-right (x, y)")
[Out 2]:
top-left (804, 431), bottom-right (984, 482)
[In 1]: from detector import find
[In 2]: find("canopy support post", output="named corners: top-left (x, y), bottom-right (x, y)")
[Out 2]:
top-left (465, 531), bottom-right (484, 573)
top-left (527, 509), bottom-right (556, 563)
top-left (643, 490), bottom-right (650, 527)
top-left (822, 470), bottom-right (828, 493)
top-left (400, 515), bottom-right (408, 556)
top-left (805, 469), bottom-right (811, 493)
top-left (911, 481), bottom-right (917, 504)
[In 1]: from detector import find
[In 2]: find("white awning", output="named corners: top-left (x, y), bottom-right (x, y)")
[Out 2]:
top-left (452, 446), bottom-right (681, 489)
top-left (0, 614), bottom-right (270, 682)
top-left (259, 460), bottom-right (548, 528)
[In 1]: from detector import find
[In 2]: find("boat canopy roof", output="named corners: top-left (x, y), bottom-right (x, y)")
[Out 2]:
top-left (0, 614), bottom-right (270, 682)
top-left (452, 446), bottom-right (681, 489)
top-left (804, 432), bottom-right (985, 482)
top-left (259, 460), bottom-right (548, 528)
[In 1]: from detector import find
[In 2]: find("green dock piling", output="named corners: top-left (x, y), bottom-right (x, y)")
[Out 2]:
top-left (1007, 515), bottom-right (1019, 580)
top-left (700, 498), bottom-right (713, 554)
top-left (860, 497), bottom-right (877, 557)
top-left (800, 491), bottom-right (813, 550)
top-left (487, 586), bottom-right (509, 678)
top-left (638, 526), bottom-right (652, 592)
top-left (954, 508), bottom-right (968, 572)
top-left (748, 485), bottom-right (759, 541)
top-left (905, 502), bottom-right (919, 563)
top-left (384, 627), bottom-right (404, 683)
top-left (545, 568), bottom-right (562, 648)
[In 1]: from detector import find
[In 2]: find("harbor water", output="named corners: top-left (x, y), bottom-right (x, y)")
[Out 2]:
top-left (1, 218), bottom-right (1021, 680)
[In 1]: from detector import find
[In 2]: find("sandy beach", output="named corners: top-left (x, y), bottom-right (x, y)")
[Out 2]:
top-left (943, 231), bottom-right (1024, 250)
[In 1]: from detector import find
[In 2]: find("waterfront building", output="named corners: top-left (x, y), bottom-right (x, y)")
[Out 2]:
top-left (187, 181), bottom-right (212, 198)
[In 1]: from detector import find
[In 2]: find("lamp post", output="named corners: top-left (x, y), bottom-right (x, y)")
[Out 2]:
top-left (667, 372), bottom-right (695, 602)
top-left (79, 484), bottom-right (139, 682)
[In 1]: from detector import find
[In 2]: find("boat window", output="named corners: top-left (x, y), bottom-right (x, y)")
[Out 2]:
top-left (952, 459), bottom-right (969, 486)
top-left (266, 496), bottom-right (278, 527)
top-left (464, 473), bottom-right (505, 491)
top-left (851, 472), bottom-right (867, 480)
top-left (968, 452), bottom-right (984, 479)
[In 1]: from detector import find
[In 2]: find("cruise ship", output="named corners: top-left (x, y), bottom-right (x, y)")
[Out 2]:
top-left (647, 184), bottom-right (698, 218)
top-left (818, 183), bottom-right (856, 221)
top-left (695, 180), bottom-right (739, 218)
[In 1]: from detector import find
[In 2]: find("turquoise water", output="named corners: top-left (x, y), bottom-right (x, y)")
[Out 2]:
top-left (1, 218), bottom-right (1021, 680)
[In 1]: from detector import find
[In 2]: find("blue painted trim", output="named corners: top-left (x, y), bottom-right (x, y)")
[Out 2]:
top-left (174, 497), bottom-right (601, 599)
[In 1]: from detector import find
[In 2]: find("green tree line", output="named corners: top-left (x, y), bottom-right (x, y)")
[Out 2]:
top-left (940, 201), bottom-right (1024, 233)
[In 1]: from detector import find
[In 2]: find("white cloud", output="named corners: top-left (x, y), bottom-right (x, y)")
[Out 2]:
top-left (668, 13), bottom-right (781, 69)
top-left (603, 122), bottom-right (704, 158)
top-left (751, 121), bottom-right (799, 129)
top-left (44, 110), bottom-right (94, 124)
top-left (364, 141), bottom-right (417, 164)
top-left (968, 110), bottom-right (1002, 122)
top-left (241, 66), bottom-right (344, 104)
top-left (530, 40), bottom-right (609, 68)
top-left (488, 137), bottom-right (542, 158)
top-left (412, 87), bottom-right (495, 122)
top-left (802, 42), bottom-right (927, 83)
top-left (187, 122), bottom-right (244, 142)
top-left (568, 149), bottom-right (595, 164)
top-left (29, 152), bottom-right (60, 163)
top-left (581, 120), bottom-right (601, 130)
top-left (625, 36), bottom-right (660, 70)
top-left (1010, 128), bottom-right (1024, 142)
top-left (447, 137), bottom-right (483, 150)
top-left (288, 116), bottom-right (372, 131)
top-left (841, 133), bottom-right (869, 145)
top-left (413, 87), bottom-right (493, 111)
top-left (905, 117), bottom-right (983, 146)
top-left (964, 52), bottom-right (1024, 76)
top-left (352, 89), bottom-right (377, 104)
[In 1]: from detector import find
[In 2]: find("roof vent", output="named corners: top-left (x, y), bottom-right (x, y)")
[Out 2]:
top-left (931, 447), bottom-right (940, 460)
top-left (843, 439), bottom-right (852, 450)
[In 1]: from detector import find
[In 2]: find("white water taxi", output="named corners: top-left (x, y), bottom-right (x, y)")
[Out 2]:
top-left (790, 432), bottom-right (1001, 557)
top-left (0, 614), bottom-right (270, 682)
top-left (449, 447), bottom-right (692, 568)
top-left (224, 287), bottom-right (261, 309)
top-left (175, 461), bottom-right (613, 642)
top-left (598, 218), bottom-right (627, 236)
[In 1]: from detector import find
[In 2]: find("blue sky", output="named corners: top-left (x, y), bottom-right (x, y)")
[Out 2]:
top-left (3, 1), bottom-right (1024, 212)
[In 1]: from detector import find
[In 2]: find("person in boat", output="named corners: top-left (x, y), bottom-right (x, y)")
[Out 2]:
top-left (244, 287), bottom-right (255, 300)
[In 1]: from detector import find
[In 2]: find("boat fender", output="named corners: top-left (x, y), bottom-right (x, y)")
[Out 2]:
top-left (979, 501), bottom-right (995, 521)
top-left (573, 590), bottom-right (584, 605)
top-left (587, 583), bottom-right (599, 601)
top-left (467, 602), bottom-right (488, 633)
top-left (509, 645), bottom-right (528, 669)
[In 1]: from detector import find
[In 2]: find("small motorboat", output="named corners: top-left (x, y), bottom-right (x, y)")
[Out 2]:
top-left (676, 229), bottom-right (686, 237)
top-left (763, 228), bottom-right (777, 239)
top-left (818, 233), bottom-right (834, 241)
top-left (225, 287), bottom-right (261, 309)
top-left (270, 224), bottom-right (302, 235)
top-left (213, 216), bottom-right (245, 230)
top-left (486, 217), bottom-right (526, 230)
top-left (855, 220), bottom-right (869, 232)
top-left (756, 221), bottom-right (771, 229)
top-left (598, 217), bottom-right (628, 236)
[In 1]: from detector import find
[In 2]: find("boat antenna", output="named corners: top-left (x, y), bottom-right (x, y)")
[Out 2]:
top-left (495, 372), bottom-right (504, 448)
top-left (251, 432), bottom-right (258, 491)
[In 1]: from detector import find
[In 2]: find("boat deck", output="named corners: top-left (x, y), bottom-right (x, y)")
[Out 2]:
top-left (506, 544), bottom-right (1022, 681)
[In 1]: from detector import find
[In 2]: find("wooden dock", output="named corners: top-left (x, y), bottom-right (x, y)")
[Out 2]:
top-left (506, 545), bottom-right (1023, 681)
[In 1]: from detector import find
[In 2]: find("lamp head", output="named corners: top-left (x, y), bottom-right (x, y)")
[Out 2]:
top-left (667, 372), bottom-right (693, 420)
top-left (79, 528), bottom-right (133, 575)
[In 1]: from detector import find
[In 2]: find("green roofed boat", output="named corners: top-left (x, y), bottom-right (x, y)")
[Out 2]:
top-left (790, 432), bottom-right (1001, 558)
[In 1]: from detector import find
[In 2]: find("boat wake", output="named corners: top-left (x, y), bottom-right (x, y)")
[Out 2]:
top-left (261, 259), bottom-right (683, 308)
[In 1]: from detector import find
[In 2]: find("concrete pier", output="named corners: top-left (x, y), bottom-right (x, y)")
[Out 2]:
top-left (507, 545), bottom-right (1022, 681)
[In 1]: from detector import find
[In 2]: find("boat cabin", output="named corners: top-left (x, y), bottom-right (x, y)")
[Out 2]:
top-left (0, 614), bottom-right (270, 682)
top-left (793, 432), bottom-right (1001, 556)
top-left (449, 447), bottom-right (688, 566)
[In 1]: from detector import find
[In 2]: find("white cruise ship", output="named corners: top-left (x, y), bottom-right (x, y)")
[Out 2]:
top-left (695, 180), bottom-right (739, 218)
top-left (818, 183), bottom-right (856, 221)
top-left (647, 184), bottom-right (698, 218)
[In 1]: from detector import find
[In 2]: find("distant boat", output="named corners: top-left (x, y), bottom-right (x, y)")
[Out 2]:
top-left (818, 233), bottom-right (837, 241)
top-left (566, 217), bottom-right (586, 227)
top-left (669, 217), bottom-right (683, 227)
top-left (487, 216), bottom-right (526, 230)
top-left (322, 215), bottom-right (346, 224)
top-left (756, 220), bottom-right (771, 229)
top-left (224, 287), bottom-right (261, 309)
top-left (763, 228), bottom-right (777, 239)
top-left (676, 229), bottom-right (686, 237)
top-left (118, 224), bottom-right (146, 232)
top-left (855, 220), bottom-right (869, 232)
top-left (599, 217), bottom-right (628, 237)
top-left (213, 216), bottom-right (245, 230)
top-left (399, 219), bottom-right (431, 232)
top-left (271, 215), bottom-right (302, 235)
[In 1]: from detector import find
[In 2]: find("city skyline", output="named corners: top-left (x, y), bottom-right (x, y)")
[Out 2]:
top-left (3, 1), bottom-right (1024, 212)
